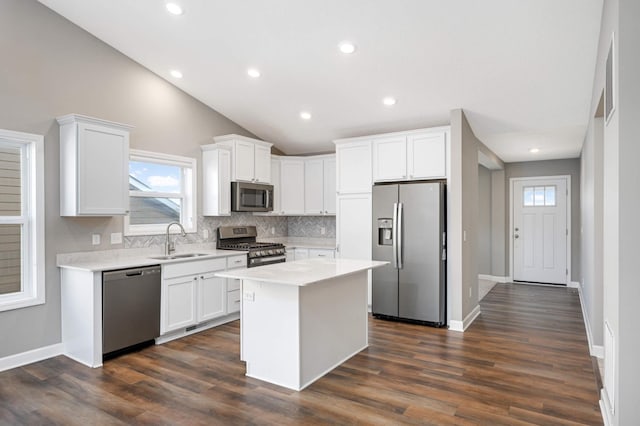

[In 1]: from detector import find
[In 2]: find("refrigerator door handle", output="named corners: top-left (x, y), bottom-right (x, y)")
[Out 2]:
top-left (397, 202), bottom-right (404, 269)
top-left (392, 202), bottom-right (398, 269)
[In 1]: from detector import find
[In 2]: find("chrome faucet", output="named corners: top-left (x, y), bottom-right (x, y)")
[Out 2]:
top-left (165, 222), bottom-right (186, 255)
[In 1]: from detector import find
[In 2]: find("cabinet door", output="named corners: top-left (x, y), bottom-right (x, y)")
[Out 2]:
top-left (219, 149), bottom-right (231, 215)
top-left (308, 248), bottom-right (335, 259)
top-left (372, 136), bottom-right (407, 182)
top-left (234, 140), bottom-right (255, 182)
top-left (323, 158), bottom-right (336, 215)
top-left (294, 248), bottom-right (309, 259)
top-left (336, 194), bottom-right (372, 260)
top-left (77, 123), bottom-right (129, 215)
top-left (336, 141), bottom-right (372, 194)
top-left (285, 248), bottom-right (295, 262)
top-left (271, 158), bottom-right (282, 214)
top-left (163, 275), bottom-right (197, 333)
top-left (407, 132), bottom-right (446, 179)
top-left (227, 290), bottom-right (241, 314)
top-left (197, 273), bottom-right (226, 323)
top-left (280, 159), bottom-right (305, 214)
top-left (304, 159), bottom-right (324, 214)
top-left (254, 144), bottom-right (272, 183)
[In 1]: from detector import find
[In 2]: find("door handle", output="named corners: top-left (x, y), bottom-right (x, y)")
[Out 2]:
top-left (397, 202), bottom-right (403, 269)
top-left (514, 234), bottom-right (519, 239)
top-left (392, 203), bottom-right (398, 269)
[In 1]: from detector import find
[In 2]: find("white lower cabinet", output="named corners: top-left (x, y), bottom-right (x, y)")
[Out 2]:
top-left (225, 255), bottom-right (246, 314)
top-left (294, 248), bottom-right (309, 260)
top-left (308, 248), bottom-right (335, 259)
top-left (197, 272), bottom-right (226, 323)
top-left (288, 247), bottom-right (335, 261)
top-left (161, 257), bottom-right (230, 335)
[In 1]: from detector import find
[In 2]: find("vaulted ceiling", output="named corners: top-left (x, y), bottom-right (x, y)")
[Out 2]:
top-left (39, 0), bottom-right (603, 161)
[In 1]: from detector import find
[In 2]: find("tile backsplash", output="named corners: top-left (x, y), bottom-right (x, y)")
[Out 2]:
top-left (288, 216), bottom-right (336, 238)
top-left (124, 213), bottom-right (335, 248)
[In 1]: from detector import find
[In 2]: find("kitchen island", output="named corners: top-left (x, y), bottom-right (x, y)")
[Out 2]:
top-left (215, 258), bottom-right (387, 391)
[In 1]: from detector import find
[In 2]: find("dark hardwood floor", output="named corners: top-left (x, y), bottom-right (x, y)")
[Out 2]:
top-left (0, 283), bottom-right (602, 425)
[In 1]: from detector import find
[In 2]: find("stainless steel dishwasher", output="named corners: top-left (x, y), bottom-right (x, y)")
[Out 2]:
top-left (102, 265), bottom-right (161, 356)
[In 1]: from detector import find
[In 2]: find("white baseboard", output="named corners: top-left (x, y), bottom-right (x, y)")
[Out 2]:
top-left (0, 343), bottom-right (64, 373)
top-left (478, 274), bottom-right (510, 283)
top-left (600, 388), bottom-right (614, 426)
top-left (576, 281), bottom-right (604, 359)
top-left (568, 281), bottom-right (580, 288)
top-left (449, 305), bottom-right (481, 332)
top-left (155, 312), bottom-right (240, 345)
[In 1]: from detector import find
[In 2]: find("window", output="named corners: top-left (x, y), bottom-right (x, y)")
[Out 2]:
top-left (125, 150), bottom-right (197, 236)
top-left (0, 129), bottom-right (45, 312)
top-left (523, 185), bottom-right (556, 207)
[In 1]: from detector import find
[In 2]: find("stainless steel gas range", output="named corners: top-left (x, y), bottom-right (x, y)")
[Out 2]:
top-left (216, 226), bottom-right (286, 268)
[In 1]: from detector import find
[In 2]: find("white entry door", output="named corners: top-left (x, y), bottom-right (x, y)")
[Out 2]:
top-left (513, 177), bottom-right (568, 284)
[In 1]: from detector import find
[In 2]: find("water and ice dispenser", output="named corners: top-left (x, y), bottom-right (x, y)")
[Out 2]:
top-left (377, 219), bottom-right (393, 246)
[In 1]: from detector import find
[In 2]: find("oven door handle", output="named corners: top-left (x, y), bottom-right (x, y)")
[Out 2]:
top-left (249, 255), bottom-right (287, 267)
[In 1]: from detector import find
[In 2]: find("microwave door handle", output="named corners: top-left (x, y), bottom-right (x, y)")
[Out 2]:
top-left (266, 188), bottom-right (270, 208)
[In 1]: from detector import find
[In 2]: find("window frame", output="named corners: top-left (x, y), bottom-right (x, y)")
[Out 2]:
top-left (0, 129), bottom-right (45, 312)
top-left (124, 149), bottom-right (197, 236)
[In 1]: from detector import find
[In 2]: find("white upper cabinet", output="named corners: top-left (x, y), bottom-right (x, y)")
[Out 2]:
top-left (57, 114), bottom-right (132, 216)
top-left (372, 128), bottom-right (448, 182)
top-left (280, 158), bottom-right (305, 214)
top-left (407, 131), bottom-right (447, 179)
top-left (304, 156), bottom-right (336, 215)
top-left (335, 140), bottom-right (372, 194)
top-left (323, 157), bottom-right (336, 214)
top-left (201, 144), bottom-right (231, 216)
top-left (372, 136), bottom-right (407, 181)
top-left (213, 134), bottom-right (272, 183)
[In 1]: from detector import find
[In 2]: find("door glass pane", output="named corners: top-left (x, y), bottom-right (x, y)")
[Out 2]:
top-left (523, 187), bottom-right (533, 206)
top-left (129, 161), bottom-right (181, 193)
top-left (0, 146), bottom-right (21, 216)
top-left (534, 186), bottom-right (545, 206)
top-left (545, 186), bottom-right (556, 206)
top-left (129, 197), bottom-right (181, 225)
top-left (0, 224), bottom-right (22, 295)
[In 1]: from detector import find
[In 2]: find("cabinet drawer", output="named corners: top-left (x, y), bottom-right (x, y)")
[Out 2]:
top-left (227, 290), bottom-right (241, 313)
top-left (227, 278), bottom-right (241, 292)
top-left (227, 255), bottom-right (247, 269)
top-left (294, 248), bottom-right (309, 259)
top-left (163, 258), bottom-right (226, 279)
top-left (308, 249), bottom-right (335, 259)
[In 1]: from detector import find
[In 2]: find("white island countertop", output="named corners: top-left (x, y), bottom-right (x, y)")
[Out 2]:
top-left (215, 258), bottom-right (387, 286)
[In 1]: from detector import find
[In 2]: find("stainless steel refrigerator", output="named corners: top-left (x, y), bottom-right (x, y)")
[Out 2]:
top-left (371, 181), bottom-right (446, 326)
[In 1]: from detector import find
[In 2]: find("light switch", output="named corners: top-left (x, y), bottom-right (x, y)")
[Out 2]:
top-left (92, 234), bottom-right (101, 245)
top-left (321, 227), bottom-right (326, 235)
top-left (110, 232), bottom-right (123, 245)
top-left (203, 229), bottom-right (209, 239)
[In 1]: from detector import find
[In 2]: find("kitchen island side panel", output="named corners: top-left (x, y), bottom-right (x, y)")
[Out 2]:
top-left (299, 271), bottom-right (368, 388)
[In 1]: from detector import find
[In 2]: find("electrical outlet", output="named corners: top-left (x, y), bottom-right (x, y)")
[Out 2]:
top-left (463, 230), bottom-right (467, 242)
top-left (320, 227), bottom-right (326, 235)
top-left (469, 287), bottom-right (472, 298)
top-left (243, 291), bottom-right (255, 302)
top-left (203, 229), bottom-right (209, 239)
top-left (110, 232), bottom-right (123, 245)
top-left (271, 226), bottom-right (275, 235)
top-left (91, 234), bottom-right (100, 245)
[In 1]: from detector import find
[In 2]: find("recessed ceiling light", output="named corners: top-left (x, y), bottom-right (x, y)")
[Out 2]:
top-left (166, 3), bottom-right (184, 15)
top-left (383, 97), bottom-right (397, 106)
top-left (338, 42), bottom-right (356, 54)
top-left (170, 69), bottom-right (183, 79)
top-left (300, 111), bottom-right (312, 120)
top-left (529, 148), bottom-right (540, 153)
top-left (247, 68), bottom-right (261, 78)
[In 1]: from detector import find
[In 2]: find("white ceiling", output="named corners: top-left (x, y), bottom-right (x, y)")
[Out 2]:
top-left (39, 0), bottom-right (603, 161)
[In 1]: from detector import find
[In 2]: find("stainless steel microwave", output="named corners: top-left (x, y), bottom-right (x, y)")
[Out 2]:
top-left (231, 182), bottom-right (274, 212)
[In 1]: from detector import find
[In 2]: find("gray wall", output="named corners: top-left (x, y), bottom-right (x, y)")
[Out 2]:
top-left (504, 159), bottom-right (581, 282)
top-left (477, 166), bottom-right (492, 275)
top-left (580, 114), bottom-right (604, 348)
top-left (490, 170), bottom-right (506, 276)
top-left (0, 0), bottom-right (258, 358)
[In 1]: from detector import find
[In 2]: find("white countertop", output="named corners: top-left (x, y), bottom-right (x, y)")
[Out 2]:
top-left (215, 258), bottom-right (387, 286)
top-left (57, 246), bottom-right (246, 272)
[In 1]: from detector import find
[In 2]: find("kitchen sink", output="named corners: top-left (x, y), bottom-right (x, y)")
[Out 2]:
top-left (149, 253), bottom-right (209, 260)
